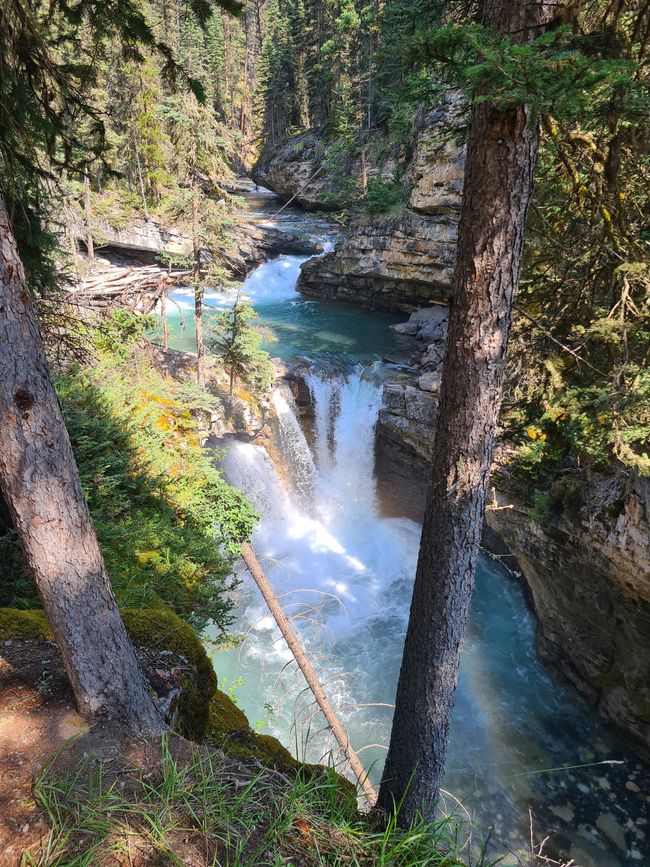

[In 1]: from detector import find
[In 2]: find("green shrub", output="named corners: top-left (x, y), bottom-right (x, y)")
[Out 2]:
top-left (0, 330), bottom-right (257, 635)
top-left (365, 176), bottom-right (406, 215)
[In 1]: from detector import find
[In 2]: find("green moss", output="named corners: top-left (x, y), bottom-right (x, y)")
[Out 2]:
top-left (121, 608), bottom-right (217, 739)
top-left (207, 688), bottom-right (249, 737)
top-left (251, 734), bottom-right (299, 769)
top-left (205, 689), bottom-right (300, 772)
top-left (0, 608), bottom-right (51, 641)
top-left (0, 606), bottom-right (217, 739)
top-left (203, 692), bottom-right (355, 809)
top-left (0, 607), bottom-right (356, 799)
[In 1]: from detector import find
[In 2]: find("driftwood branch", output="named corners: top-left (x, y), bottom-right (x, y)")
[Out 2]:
top-left (241, 542), bottom-right (377, 805)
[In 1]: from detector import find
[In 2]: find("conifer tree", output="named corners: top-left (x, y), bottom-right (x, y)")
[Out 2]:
top-left (378, 0), bottom-right (562, 824)
top-left (210, 300), bottom-right (274, 397)
top-left (0, 0), bottom-right (241, 729)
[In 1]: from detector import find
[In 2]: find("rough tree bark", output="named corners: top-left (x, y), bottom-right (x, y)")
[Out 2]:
top-left (190, 137), bottom-right (206, 390)
top-left (377, 0), bottom-right (558, 825)
top-left (0, 194), bottom-right (162, 731)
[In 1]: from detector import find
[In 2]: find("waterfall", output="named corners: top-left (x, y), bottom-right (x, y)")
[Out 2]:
top-left (218, 361), bottom-right (647, 867)
top-left (305, 366), bottom-right (384, 521)
top-left (271, 386), bottom-right (317, 511)
top-left (208, 199), bottom-right (649, 866)
top-left (222, 366), bottom-right (419, 762)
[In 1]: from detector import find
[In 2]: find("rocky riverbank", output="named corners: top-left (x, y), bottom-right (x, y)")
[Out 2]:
top-left (72, 212), bottom-right (323, 278)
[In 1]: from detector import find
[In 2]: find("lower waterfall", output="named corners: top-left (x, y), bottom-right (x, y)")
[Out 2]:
top-left (216, 364), bottom-right (647, 865)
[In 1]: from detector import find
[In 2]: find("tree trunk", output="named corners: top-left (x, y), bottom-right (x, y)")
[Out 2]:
top-left (161, 289), bottom-right (169, 351)
top-left (377, 0), bottom-right (557, 825)
top-left (83, 170), bottom-right (94, 259)
top-left (132, 123), bottom-right (150, 221)
top-left (195, 279), bottom-right (205, 389)
top-left (190, 140), bottom-right (205, 390)
top-left (0, 194), bottom-right (162, 732)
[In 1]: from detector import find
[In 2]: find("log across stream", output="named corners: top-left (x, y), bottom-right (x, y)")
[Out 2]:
top-left (164, 190), bottom-right (650, 867)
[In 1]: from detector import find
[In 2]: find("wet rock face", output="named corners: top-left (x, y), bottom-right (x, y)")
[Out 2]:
top-left (253, 132), bottom-right (343, 212)
top-left (375, 379), bottom-right (437, 518)
top-left (486, 479), bottom-right (650, 761)
top-left (375, 307), bottom-right (447, 516)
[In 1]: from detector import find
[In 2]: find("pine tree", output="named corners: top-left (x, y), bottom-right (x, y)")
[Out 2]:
top-left (378, 0), bottom-right (561, 824)
top-left (210, 301), bottom-right (274, 397)
top-left (0, 0), bottom-right (242, 729)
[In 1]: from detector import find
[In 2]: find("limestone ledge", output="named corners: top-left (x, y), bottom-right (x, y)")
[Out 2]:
top-left (298, 215), bottom-right (457, 313)
top-left (72, 215), bottom-right (322, 278)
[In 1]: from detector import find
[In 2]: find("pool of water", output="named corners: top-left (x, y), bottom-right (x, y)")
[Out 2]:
top-left (161, 255), bottom-right (415, 364)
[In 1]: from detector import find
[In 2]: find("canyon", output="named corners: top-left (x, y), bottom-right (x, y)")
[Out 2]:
top-left (253, 98), bottom-right (650, 767)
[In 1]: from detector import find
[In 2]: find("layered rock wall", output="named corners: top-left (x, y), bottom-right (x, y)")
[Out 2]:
top-left (486, 479), bottom-right (650, 761)
top-left (298, 215), bottom-right (456, 312)
top-left (255, 96), bottom-right (465, 313)
top-left (73, 215), bottom-right (321, 277)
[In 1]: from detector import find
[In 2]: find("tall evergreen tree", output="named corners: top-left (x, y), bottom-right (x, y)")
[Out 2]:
top-left (377, 0), bottom-right (561, 824)
top-left (0, 0), bottom-right (241, 729)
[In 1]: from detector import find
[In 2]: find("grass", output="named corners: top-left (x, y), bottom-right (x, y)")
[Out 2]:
top-left (25, 736), bottom-right (464, 867)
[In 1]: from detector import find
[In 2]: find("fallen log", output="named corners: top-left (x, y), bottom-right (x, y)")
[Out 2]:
top-left (241, 542), bottom-right (377, 805)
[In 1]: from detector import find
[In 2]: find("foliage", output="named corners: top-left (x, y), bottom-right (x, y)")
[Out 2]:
top-left (93, 309), bottom-right (157, 359)
top-left (0, 313), bottom-right (257, 633)
top-left (365, 176), bottom-right (407, 215)
top-left (209, 300), bottom-right (275, 397)
top-left (415, 23), bottom-right (642, 122)
top-left (0, 0), bottom-right (243, 312)
top-left (31, 738), bottom-right (463, 867)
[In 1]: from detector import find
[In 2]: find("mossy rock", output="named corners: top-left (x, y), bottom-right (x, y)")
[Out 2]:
top-left (0, 607), bottom-right (51, 641)
top-left (207, 688), bottom-right (249, 738)
top-left (204, 690), bottom-right (356, 810)
top-left (0, 607), bottom-right (357, 803)
top-left (0, 606), bottom-right (216, 739)
top-left (205, 688), bottom-right (297, 771)
top-left (120, 608), bottom-right (217, 740)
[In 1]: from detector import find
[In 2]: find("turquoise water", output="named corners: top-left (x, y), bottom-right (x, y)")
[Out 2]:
top-left (161, 254), bottom-right (415, 364)
top-left (164, 194), bottom-right (649, 865)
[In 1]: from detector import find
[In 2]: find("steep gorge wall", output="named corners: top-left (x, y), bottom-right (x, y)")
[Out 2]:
top-left (375, 352), bottom-right (650, 759)
top-left (256, 96), bottom-right (465, 313)
top-left (486, 479), bottom-right (650, 761)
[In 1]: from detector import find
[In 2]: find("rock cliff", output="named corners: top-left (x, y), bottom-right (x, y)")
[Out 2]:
top-left (296, 99), bottom-right (465, 312)
top-left (253, 132), bottom-right (346, 211)
top-left (298, 214), bottom-right (456, 312)
top-left (253, 96), bottom-right (465, 312)
top-left (485, 477), bottom-right (650, 761)
top-left (373, 303), bottom-right (650, 759)
top-left (73, 215), bottom-right (322, 277)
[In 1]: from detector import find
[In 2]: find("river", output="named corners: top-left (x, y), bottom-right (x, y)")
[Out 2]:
top-left (163, 188), bottom-right (649, 866)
